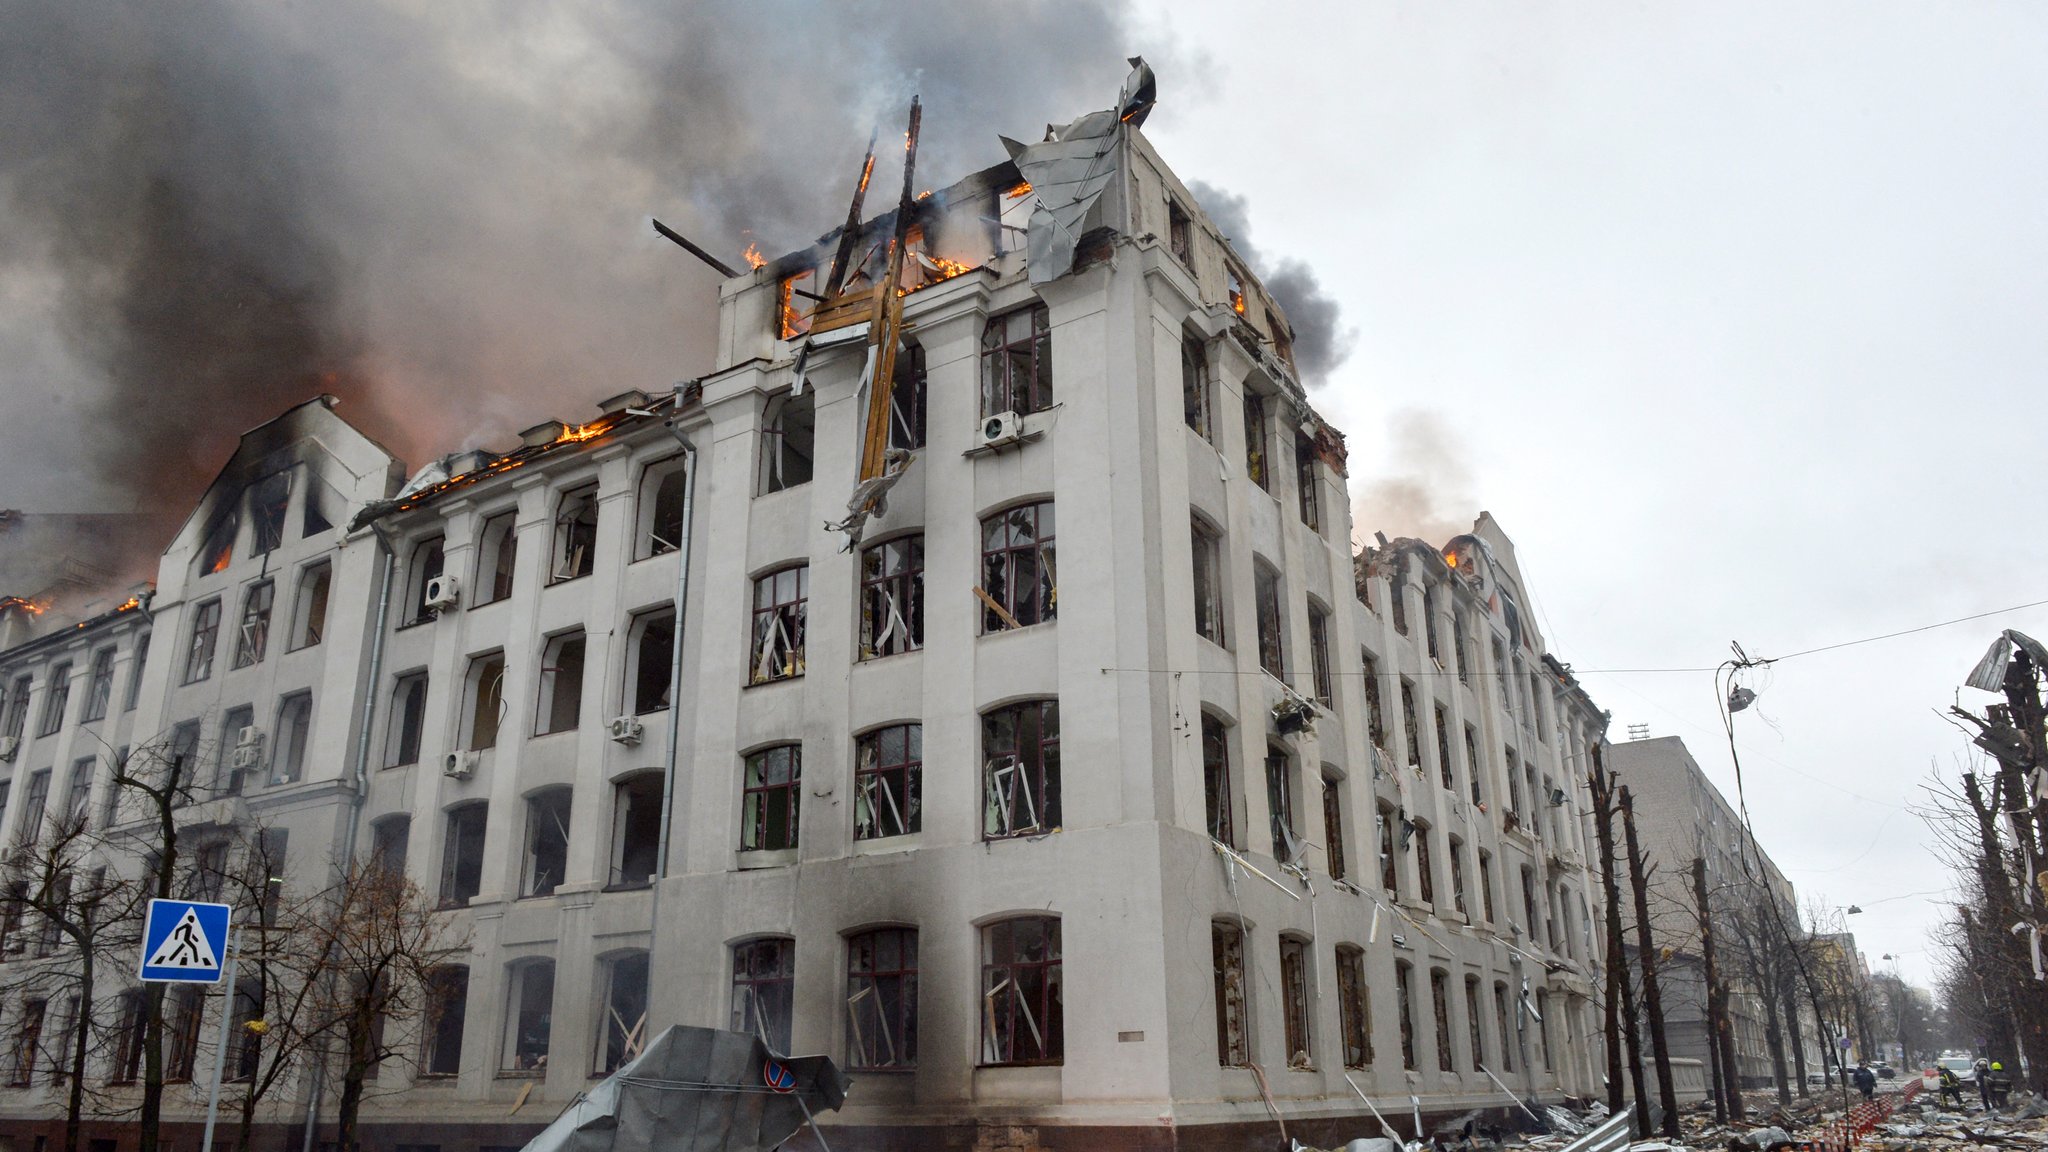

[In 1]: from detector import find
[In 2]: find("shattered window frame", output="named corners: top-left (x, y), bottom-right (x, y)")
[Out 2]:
top-left (183, 598), bottom-right (222, 685)
top-left (980, 303), bottom-right (1053, 418)
top-left (1505, 746), bottom-right (1523, 818)
top-left (165, 986), bottom-right (204, 1082)
top-left (1537, 990), bottom-right (1553, 1069)
top-left (534, 630), bottom-right (586, 737)
top-left (629, 608), bottom-right (676, 715)
top-left (980, 916), bottom-right (1062, 1067)
top-left (1211, 921), bottom-right (1249, 1067)
top-left (4, 676), bottom-right (30, 741)
top-left (231, 581), bottom-right (274, 669)
top-left (81, 648), bottom-right (115, 725)
top-left (859, 535), bottom-right (924, 661)
top-left (1307, 602), bottom-right (1333, 706)
top-left (521, 787), bottom-right (572, 898)
top-left (635, 457), bottom-right (687, 561)
top-left (110, 990), bottom-right (147, 1084)
top-left (1465, 974), bottom-right (1486, 1071)
top-left (439, 803), bottom-right (488, 909)
top-left (608, 772), bottom-right (663, 888)
top-left (1434, 703), bottom-right (1455, 793)
top-left (1190, 516), bottom-right (1225, 647)
top-left (758, 390), bottom-right (815, 496)
top-left (1320, 769), bottom-right (1346, 881)
top-left (854, 723), bottom-right (921, 841)
top-left (475, 509), bottom-right (519, 602)
top-left (550, 484), bottom-right (599, 584)
top-left (1200, 713), bottom-right (1234, 847)
top-left (1168, 200), bottom-right (1194, 269)
top-left (1453, 608), bottom-right (1472, 684)
top-left (980, 699), bottom-right (1060, 841)
top-left (1449, 836), bottom-right (1469, 917)
top-left (1423, 585), bottom-right (1441, 663)
top-left (1336, 944), bottom-right (1371, 1069)
top-left (1253, 561), bottom-right (1284, 680)
top-left (1264, 745), bottom-right (1296, 862)
top-left (1181, 333), bottom-right (1211, 440)
top-left (1394, 960), bottom-right (1417, 1071)
top-left (464, 652), bottom-right (506, 751)
top-left (1376, 804), bottom-right (1398, 896)
top-left (1280, 936), bottom-right (1313, 1069)
top-left (1242, 390), bottom-right (1270, 491)
top-left (270, 691), bottom-right (312, 784)
top-left (421, 966), bottom-right (469, 1076)
top-left (36, 663), bottom-right (69, 738)
top-left (1414, 820), bottom-right (1435, 906)
top-left (845, 927), bottom-right (919, 1071)
top-left (370, 813), bottom-right (409, 877)
top-left (385, 672), bottom-right (429, 769)
top-left (288, 563), bottom-right (331, 651)
top-left (501, 959), bottom-right (556, 1074)
top-left (1389, 573), bottom-right (1409, 636)
top-left (1295, 431), bottom-right (1320, 531)
top-left (1431, 968), bottom-right (1454, 1072)
top-left (1465, 724), bottom-right (1483, 806)
top-left (1361, 651), bottom-right (1385, 750)
top-left (596, 950), bottom-right (651, 1076)
top-left (979, 501), bottom-right (1055, 633)
top-left (777, 268), bottom-right (815, 340)
top-left (748, 565), bottom-right (808, 684)
top-left (1400, 680), bottom-right (1421, 768)
top-left (403, 537), bottom-right (446, 627)
top-left (1477, 850), bottom-right (1496, 924)
top-left (730, 937), bottom-right (794, 1054)
top-left (197, 509), bottom-right (237, 577)
top-left (249, 470), bottom-right (292, 557)
top-left (889, 342), bottom-right (927, 452)
top-left (1494, 982), bottom-right (1515, 1072)
top-left (740, 744), bottom-right (801, 853)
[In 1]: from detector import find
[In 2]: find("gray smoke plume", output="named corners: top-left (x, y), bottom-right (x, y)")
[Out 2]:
top-left (0, 1), bottom-right (1162, 536)
top-left (1352, 409), bottom-right (1476, 545)
top-left (1185, 180), bottom-right (1354, 383)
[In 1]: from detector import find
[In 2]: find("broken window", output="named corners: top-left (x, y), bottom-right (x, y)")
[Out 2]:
top-left (186, 841), bottom-right (229, 904)
top-left (740, 745), bottom-right (800, 852)
top-left (1400, 681), bottom-right (1421, 768)
top-left (229, 978), bottom-right (264, 1081)
top-left (982, 700), bottom-right (1059, 840)
top-left (855, 724), bottom-right (920, 841)
top-left (1537, 991), bottom-right (1553, 1069)
top-left (270, 691), bottom-right (312, 784)
top-left (1362, 652), bottom-right (1386, 749)
top-left (3, 676), bottom-right (28, 741)
top-left (0, 884), bottom-right (22, 956)
top-left (637, 458), bottom-right (687, 560)
top-left (981, 917), bottom-right (1061, 1066)
top-left (1389, 573), bottom-right (1409, 635)
top-left (1265, 745), bottom-right (1297, 862)
top-left (1414, 822), bottom-right (1435, 905)
top-left (1449, 838), bottom-right (1468, 916)
top-left (1269, 311), bottom-right (1296, 371)
top-left (629, 609), bottom-right (675, 715)
top-left (502, 960), bottom-right (555, 1073)
top-left (1478, 850), bottom-right (1496, 923)
top-left (1190, 517), bottom-right (1225, 646)
top-left (1200, 714), bottom-right (1234, 846)
top-left (1520, 865), bottom-right (1538, 939)
top-left (522, 788), bottom-right (572, 897)
top-left (550, 484), bottom-right (599, 583)
top-left (730, 938), bottom-right (794, 1053)
top-left (111, 990), bottom-right (146, 1084)
top-left (535, 631), bottom-right (586, 736)
top-left (289, 563), bottom-right (330, 651)
top-left (595, 953), bottom-right (650, 1077)
top-left (1431, 969), bottom-right (1454, 1072)
top-left (1280, 937), bottom-right (1313, 1068)
top-left (1253, 562), bottom-right (1284, 679)
top-left (1466, 975), bottom-right (1486, 1070)
top-left (1394, 961), bottom-right (1417, 1071)
top-left (1242, 391), bottom-right (1270, 490)
top-left (422, 966), bottom-right (468, 1075)
top-left (1198, 921), bottom-right (1252, 1076)
top-left (1181, 334), bottom-right (1211, 439)
top-left (248, 470), bottom-right (291, 556)
top-left (385, 672), bottom-right (428, 768)
top-left (1505, 746), bottom-right (1523, 816)
top-left (1168, 200), bottom-right (1193, 268)
top-left (1434, 703), bottom-right (1455, 792)
top-left (184, 599), bottom-right (222, 684)
top-left (1494, 982), bottom-right (1515, 1072)
top-left (440, 804), bottom-right (487, 908)
top-left (1376, 805), bottom-right (1397, 895)
top-left (979, 501), bottom-right (1055, 632)
top-left (370, 814), bottom-right (409, 878)
top-left (404, 537), bottom-right (446, 625)
top-left (48, 995), bottom-right (77, 1088)
top-left (82, 649), bottom-right (114, 724)
top-left (609, 773), bottom-right (662, 888)
top-left (1296, 432), bottom-right (1320, 531)
top-left (10, 999), bottom-right (44, 1087)
top-left (859, 536), bottom-right (923, 660)
top-left (777, 268), bottom-right (814, 339)
top-left (166, 986), bottom-right (204, 1081)
top-left (846, 928), bottom-right (918, 1070)
top-left (1453, 609), bottom-right (1472, 684)
top-left (31, 871), bottom-right (68, 956)
top-left (749, 565), bottom-right (808, 684)
top-left (302, 471), bottom-right (340, 538)
top-left (890, 343), bottom-right (927, 451)
top-left (1321, 771), bottom-right (1347, 881)
top-left (465, 653), bottom-right (506, 750)
top-left (198, 508), bottom-right (237, 576)
top-left (1337, 945), bottom-right (1371, 1068)
top-left (1227, 265), bottom-right (1247, 316)
top-left (981, 303), bottom-right (1053, 417)
top-left (18, 770), bottom-right (49, 848)
top-left (1423, 585), bottom-right (1441, 663)
top-left (476, 510), bottom-right (518, 603)
top-left (37, 663), bottom-right (69, 737)
top-left (1308, 604), bottom-right (1333, 706)
top-left (62, 758), bottom-right (92, 833)
top-left (759, 391), bottom-right (815, 495)
top-left (1465, 725), bottom-right (1483, 805)
top-left (165, 721), bottom-right (201, 790)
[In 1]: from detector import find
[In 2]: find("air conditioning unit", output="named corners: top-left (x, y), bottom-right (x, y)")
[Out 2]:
top-left (607, 716), bottom-right (644, 745)
top-left (230, 744), bottom-right (263, 772)
top-left (0, 736), bottom-right (16, 763)
top-left (423, 574), bottom-right (461, 613)
top-left (236, 725), bottom-right (264, 749)
top-left (443, 750), bottom-right (479, 781)
top-left (978, 410), bottom-right (1022, 450)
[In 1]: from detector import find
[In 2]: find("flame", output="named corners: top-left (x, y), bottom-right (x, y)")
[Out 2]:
top-left (209, 548), bottom-right (233, 574)
top-left (899, 254), bottom-right (979, 296)
top-left (1005, 181), bottom-right (1033, 199)
top-left (553, 420), bottom-right (612, 444)
top-left (915, 190), bottom-right (933, 201)
top-left (116, 597), bottom-right (140, 613)
top-left (1230, 289), bottom-right (1247, 316)
top-left (0, 597), bottom-right (47, 617)
top-left (1444, 551), bottom-right (1460, 569)
top-left (742, 242), bottom-right (766, 270)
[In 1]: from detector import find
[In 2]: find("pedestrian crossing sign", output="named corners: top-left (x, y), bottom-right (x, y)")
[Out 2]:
top-left (139, 899), bottom-right (231, 984)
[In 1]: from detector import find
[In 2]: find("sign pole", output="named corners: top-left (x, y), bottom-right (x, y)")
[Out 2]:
top-left (199, 920), bottom-right (243, 1152)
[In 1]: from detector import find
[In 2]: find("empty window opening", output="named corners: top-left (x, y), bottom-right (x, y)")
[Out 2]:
top-left (465, 654), bottom-right (506, 750)
top-left (10, 1000), bottom-right (44, 1086)
top-left (979, 502), bottom-right (1055, 632)
top-left (1414, 822), bottom-right (1435, 906)
top-left (422, 967), bottom-right (469, 1076)
top-left (859, 536), bottom-right (923, 660)
top-left (1181, 334), bottom-right (1210, 438)
top-left (1190, 517), bottom-right (1225, 646)
top-left (1362, 652), bottom-right (1386, 749)
top-left (1265, 746), bottom-right (1298, 863)
top-left (82, 648), bottom-right (114, 724)
top-left (290, 564), bottom-right (330, 651)
top-left (1423, 584), bottom-right (1441, 663)
top-left (1270, 312), bottom-right (1296, 371)
top-left (440, 804), bottom-right (487, 908)
top-left (1337, 945), bottom-right (1371, 1068)
top-left (1520, 865), bottom-right (1538, 939)
top-left (730, 938), bottom-right (794, 1054)
top-left (522, 788), bottom-right (572, 897)
top-left (1280, 937), bottom-right (1313, 1069)
top-left (855, 724), bottom-right (921, 840)
top-left (1431, 969), bottom-right (1454, 1072)
top-left (370, 814), bottom-right (409, 878)
top-left (981, 303), bottom-right (1053, 417)
top-left (1394, 961), bottom-right (1417, 1071)
top-left (386, 673), bottom-right (428, 768)
top-left (1200, 714), bottom-right (1234, 846)
top-left (609, 774), bottom-right (662, 888)
top-left (302, 473), bottom-right (340, 538)
top-left (166, 986), bottom-right (204, 1081)
top-left (249, 471), bottom-right (291, 556)
top-left (1212, 923), bottom-right (1248, 1067)
top-left (1296, 432), bottom-right (1320, 530)
top-left (1434, 703), bottom-right (1455, 792)
top-left (1466, 974), bottom-right (1486, 1070)
top-left (749, 565), bottom-right (808, 684)
top-left (740, 745), bottom-right (801, 852)
top-left (1450, 839), bottom-right (1469, 916)
top-left (596, 952), bottom-right (650, 1075)
top-left (1376, 805), bottom-right (1398, 895)
top-left (1465, 725), bottom-right (1483, 805)
top-left (759, 391), bottom-right (815, 495)
top-left (165, 722), bottom-right (201, 789)
top-left (3, 676), bottom-right (29, 742)
top-left (1308, 604), bottom-right (1333, 706)
top-left (846, 928), bottom-right (918, 1070)
top-left (198, 509), bottom-right (237, 577)
top-left (1243, 392), bottom-right (1270, 490)
top-left (1168, 200), bottom-right (1193, 267)
top-left (476, 511), bottom-right (519, 603)
top-left (1253, 563), bottom-right (1284, 679)
top-left (1537, 991), bottom-right (1553, 1069)
top-left (37, 663), bottom-right (69, 737)
top-left (404, 538), bottom-right (446, 626)
top-left (1478, 851), bottom-right (1496, 923)
top-left (630, 610), bottom-right (676, 715)
top-left (1494, 982), bottom-right (1516, 1072)
top-left (1227, 265), bottom-right (1247, 315)
top-left (1400, 681), bottom-right (1421, 768)
top-left (981, 917), bottom-right (1062, 1066)
top-left (502, 960), bottom-right (555, 1073)
top-left (1389, 574), bottom-right (1409, 635)
top-left (982, 700), bottom-right (1059, 840)
top-left (890, 342), bottom-right (927, 451)
top-left (184, 599), bottom-right (222, 684)
top-left (637, 459), bottom-right (687, 560)
top-left (535, 631), bottom-right (586, 736)
top-left (1321, 772), bottom-right (1347, 881)
top-left (551, 484), bottom-right (599, 583)
top-left (271, 692), bottom-right (312, 784)
top-left (777, 268), bottom-right (814, 339)
top-left (1454, 609), bottom-right (1472, 683)
top-left (214, 705), bottom-right (253, 796)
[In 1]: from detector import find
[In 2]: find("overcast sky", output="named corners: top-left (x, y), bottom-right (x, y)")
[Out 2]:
top-left (6, 2), bottom-right (2045, 989)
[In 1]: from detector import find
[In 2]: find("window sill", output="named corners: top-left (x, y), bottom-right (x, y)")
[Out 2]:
top-left (547, 573), bottom-right (594, 588)
top-left (468, 595), bottom-right (511, 611)
top-left (979, 620), bottom-right (1055, 640)
top-left (495, 1069), bottom-right (545, 1080)
top-left (755, 483), bottom-right (813, 499)
top-left (395, 617), bottom-right (435, 632)
top-left (736, 848), bottom-right (798, 870)
top-left (630, 546), bottom-right (682, 566)
top-left (855, 647), bottom-right (924, 664)
top-left (744, 673), bottom-right (805, 690)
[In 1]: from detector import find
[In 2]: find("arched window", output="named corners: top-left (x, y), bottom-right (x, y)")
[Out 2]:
top-left (980, 917), bottom-right (1061, 1066)
top-left (1336, 944), bottom-right (1371, 1068)
top-left (854, 724), bottom-right (921, 840)
top-left (595, 951), bottom-right (650, 1074)
top-left (502, 959), bottom-right (555, 1072)
top-left (979, 502), bottom-right (1055, 632)
top-left (421, 966), bottom-right (469, 1076)
top-left (845, 928), bottom-right (918, 1069)
top-left (749, 566), bottom-right (808, 684)
top-left (741, 745), bottom-right (801, 852)
top-left (522, 787), bottom-right (572, 897)
top-left (730, 938), bottom-right (794, 1054)
top-left (980, 304), bottom-right (1052, 417)
top-left (981, 700), bottom-right (1058, 840)
top-left (637, 456), bottom-right (688, 560)
top-left (475, 510), bottom-right (518, 604)
top-left (1211, 921), bottom-right (1247, 1067)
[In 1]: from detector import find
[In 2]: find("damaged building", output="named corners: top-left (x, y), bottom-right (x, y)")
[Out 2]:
top-left (0, 65), bottom-right (1627, 1150)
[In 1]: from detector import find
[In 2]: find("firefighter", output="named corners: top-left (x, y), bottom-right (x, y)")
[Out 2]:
top-left (1938, 1064), bottom-right (1965, 1107)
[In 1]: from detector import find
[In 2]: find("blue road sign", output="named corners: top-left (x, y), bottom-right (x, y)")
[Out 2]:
top-left (763, 1059), bottom-right (797, 1094)
top-left (139, 899), bottom-right (231, 984)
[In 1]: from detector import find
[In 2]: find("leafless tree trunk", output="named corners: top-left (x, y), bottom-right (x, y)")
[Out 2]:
top-left (1590, 747), bottom-right (1647, 1132)
top-left (1622, 788), bottom-right (1678, 1136)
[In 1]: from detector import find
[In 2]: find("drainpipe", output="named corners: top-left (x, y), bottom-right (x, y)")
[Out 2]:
top-left (656, 402), bottom-right (698, 883)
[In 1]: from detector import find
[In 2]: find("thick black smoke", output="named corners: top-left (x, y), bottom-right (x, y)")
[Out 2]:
top-left (0, 1), bottom-right (1160, 530)
top-left (1186, 180), bottom-right (1354, 383)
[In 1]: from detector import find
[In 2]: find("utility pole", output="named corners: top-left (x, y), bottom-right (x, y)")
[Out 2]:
top-left (1591, 746), bottom-right (1648, 1134)
top-left (1693, 858), bottom-right (1732, 1122)
top-left (1622, 787), bottom-right (1679, 1137)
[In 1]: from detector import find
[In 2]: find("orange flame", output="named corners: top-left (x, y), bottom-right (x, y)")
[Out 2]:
top-left (0, 597), bottom-right (47, 617)
top-left (742, 242), bottom-right (766, 270)
top-left (915, 190), bottom-right (933, 201)
top-left (1005, 181), bottom-right (1032, 199)
top-left (554, 417), bottom-right (618, 445)
top-left (900, 254), bottom-right (978, 296)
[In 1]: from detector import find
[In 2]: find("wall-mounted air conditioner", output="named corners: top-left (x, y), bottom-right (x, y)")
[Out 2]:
top-left (230, 744), bottom-right (263, 772)
top-left (978, 411), bottom-right (1022, 450)
top-left (236, 725), bottom-right (264, 749)
top-left (443, 750), bottom-right (479, 781)
top-left (607, 716), bottom-right (644, 746)
top-left (423, 574), bottom-right (461, 613)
